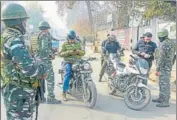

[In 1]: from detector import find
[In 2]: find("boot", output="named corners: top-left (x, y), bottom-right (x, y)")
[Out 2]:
top-left (152, 97), bottom-right (163, 103)
top-left (40, 97), bottom-right (46, 103)
top-left (156, 99), bottom-right (170, 107)
top-left (62, 92), bottom-right (67, 101)
top-left (99, 76), bottom-right (102, 82)
top-left (47, 98), bottom-right (62, 104)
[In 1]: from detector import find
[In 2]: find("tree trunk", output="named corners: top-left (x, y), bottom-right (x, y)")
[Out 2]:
top-left (85, 1), bottom-right (94, 32)
top-left (86, 1), bottom-right (98, 52)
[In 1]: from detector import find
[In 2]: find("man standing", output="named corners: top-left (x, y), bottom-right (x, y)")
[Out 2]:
top-left (1, 3), bottom-right (46, 119)
top-left (59, 30), bottom-right (85, 101)
top-left (133, 32), bottom-right (157, 78)
top-left (100, 34), bottom-right (110, 66)
top-left (152, 28), bottom-right (175, 107)
top-left (35, 21), bottom-right (61, 104)
top-left (99, 34), bottom-right (121, 82)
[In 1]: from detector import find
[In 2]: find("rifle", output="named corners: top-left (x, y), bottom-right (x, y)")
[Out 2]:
top-left (33, 55), bottom-right (46, 120)
top-left (35, 77), bottom-right (46, 120)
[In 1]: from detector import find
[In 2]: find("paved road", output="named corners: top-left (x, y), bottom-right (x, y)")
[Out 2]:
top-left (1, 51), bottom-right (176, 120)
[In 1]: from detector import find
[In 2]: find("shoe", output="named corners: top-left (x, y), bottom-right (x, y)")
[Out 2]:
top-left (156, 100), bottom-right (170, 107)
top-left (152, 97), bottom-right (163, 103)
top-left (62, 93), bottom-right (67, 101)
top-left (99, 76), bottom-right (102, 82)
top-left (46, 98), bottom-right (62, 104)
top-left (40, 97), bottom-right (46, 103)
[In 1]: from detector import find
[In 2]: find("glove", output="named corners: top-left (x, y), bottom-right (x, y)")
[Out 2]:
top-left (155, 72), bottom-right (160, 76)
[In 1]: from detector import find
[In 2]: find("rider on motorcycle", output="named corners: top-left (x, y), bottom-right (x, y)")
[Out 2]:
top-left (99, 34), bottom-right (121, 82)
top-left (59, 30), bottom-right (85, 101)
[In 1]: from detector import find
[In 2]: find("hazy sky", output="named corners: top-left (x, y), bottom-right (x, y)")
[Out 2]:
top-left (40, 1), bottom-right (67, 30)
top-left (18, 1), bottom-right (68, 34)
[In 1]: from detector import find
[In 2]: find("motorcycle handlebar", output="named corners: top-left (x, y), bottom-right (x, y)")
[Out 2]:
top-left (130, 54), bottom-right (136, 60)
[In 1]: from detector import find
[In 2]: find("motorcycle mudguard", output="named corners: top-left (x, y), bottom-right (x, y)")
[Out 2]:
top-left (137, 83), bottom-right (149, 89)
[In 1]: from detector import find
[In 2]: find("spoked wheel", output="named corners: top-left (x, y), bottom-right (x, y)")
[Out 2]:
top-left (124, 86), bottom-right (151, 111)
top-left (83, 81), bottom-right (97, 108)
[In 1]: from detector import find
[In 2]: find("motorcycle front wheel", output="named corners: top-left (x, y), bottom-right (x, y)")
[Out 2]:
top-left (83, 81), bottom-right (97, 108)
top-left (124, 86), bottom-right (151, 111)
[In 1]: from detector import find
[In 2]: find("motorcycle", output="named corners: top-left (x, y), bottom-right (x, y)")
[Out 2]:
top-left (104, 48), bottom-right (125, 78)
top-left (58, 57), bottom-right (97, 108)
top-left (107, 54), bottom-right (151, 111)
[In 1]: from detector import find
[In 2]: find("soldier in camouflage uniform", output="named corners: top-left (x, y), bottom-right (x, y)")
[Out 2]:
top-left (152, 28), bottom-right (176, 107)
top-left (34, 21), bottom-right (61, 104)
top-left (59, 30), bottom-right (85, 101)
top-left (1, 3), bottom-right (46, 119)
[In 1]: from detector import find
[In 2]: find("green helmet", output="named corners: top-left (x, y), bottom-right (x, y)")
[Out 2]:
top-left (158, 28), bottom-right (169, 37)
top-left (38, 21), bottom-right (51, 30)
top-left (1, 3), bottom-right (29, 21)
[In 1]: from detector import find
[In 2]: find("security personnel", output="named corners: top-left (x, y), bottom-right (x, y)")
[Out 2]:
top-left (133, 32), bottom-right (157, 73)
top-left (152, 28), bottom-right (175, 107)
top-left (33, 21), bottom-right (61, 104)
top-left (1, 3), bottom-right (46, 119)
top-left (100, 34), bottom-right (110, 66)
top-left (99, 34), bottom-right (121, 82)
top-left (59, 30), bottom-right (85, 101)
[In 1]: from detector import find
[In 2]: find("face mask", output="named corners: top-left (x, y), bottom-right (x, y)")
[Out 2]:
top-left (158, 37), bottom-right (166, 43)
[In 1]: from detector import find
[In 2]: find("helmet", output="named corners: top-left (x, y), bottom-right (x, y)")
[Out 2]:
top-left (67, 30), bottom-right (76, 40)
top-left (158, 28), bottom-right (168, 38)
top-left (144, 32), bottom-right (152, 38)
top-left (38, 21), bottom-right (51, 30)
top-left (1, 3), bottom-right (29, 20)
top-left (1, 3), bottom-right (29, 35)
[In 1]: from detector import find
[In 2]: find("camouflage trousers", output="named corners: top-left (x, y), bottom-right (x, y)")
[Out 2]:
top-left (2, 83), bottom-right (36, 120)
top-left (159, 69), bottom-right (171, 100)
top-left (43, 60), bottom-right (55, 99)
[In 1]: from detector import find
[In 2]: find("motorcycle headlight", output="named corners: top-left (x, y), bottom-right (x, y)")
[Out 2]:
top-left (83, 63), bottom-right (91, 70)
top-left (139, 67), bottom-right (148, 75)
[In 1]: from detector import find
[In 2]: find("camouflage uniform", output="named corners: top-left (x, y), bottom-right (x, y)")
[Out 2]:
top-left (1, 3), bottom-right (46, 119)
top-left (1, 13), bottom-right (46, 120)
top-left (36, 32), bottom-right (55, 100)
top-left (35, 21), bottom-right (61, 104)
top-left (153, 29), bottom-right (175, 107)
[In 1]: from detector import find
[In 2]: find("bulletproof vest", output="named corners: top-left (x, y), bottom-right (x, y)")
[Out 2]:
top-left (30, 32), bottom-right (42, 53)
top-left (1, 36), bottom-right (17, 86)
